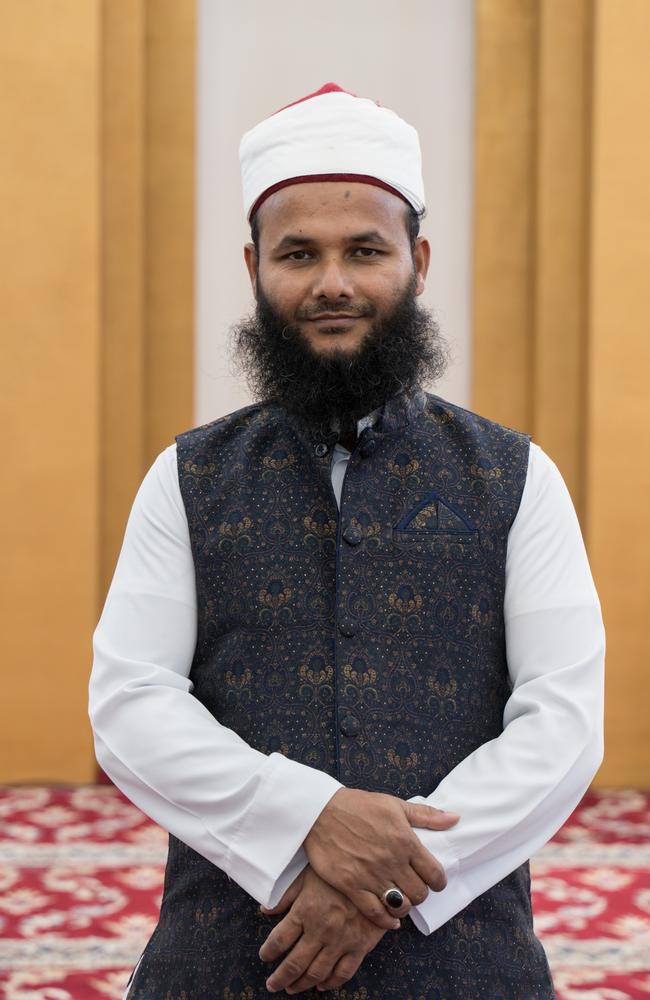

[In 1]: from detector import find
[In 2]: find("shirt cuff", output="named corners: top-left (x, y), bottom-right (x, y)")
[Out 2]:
top-left (266, 845), bottom-right (310, 909)
top-left (223, 752), bottom-right (343, 907)
top-left (406, 795), bottom-right (460, 935)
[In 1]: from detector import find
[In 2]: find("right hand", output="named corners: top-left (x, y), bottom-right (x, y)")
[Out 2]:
top-left (258, 865), bottom-right (388, 995)
top-left (303, 788), bottom-right (459, 929)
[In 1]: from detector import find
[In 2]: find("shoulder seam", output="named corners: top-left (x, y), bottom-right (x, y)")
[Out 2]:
top-left (424, 393), bottom-right (530, 440)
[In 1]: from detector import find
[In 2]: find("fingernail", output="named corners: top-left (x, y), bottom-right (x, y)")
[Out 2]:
top-left (393, 919), bottom-right (401, 929)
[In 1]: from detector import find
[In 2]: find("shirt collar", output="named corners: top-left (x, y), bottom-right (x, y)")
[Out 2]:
top-left (330, 407), bottom-right (381, 454)
top-left (329, 409), bottom-right (381, 432)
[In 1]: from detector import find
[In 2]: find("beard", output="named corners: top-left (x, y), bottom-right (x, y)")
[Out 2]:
top-left (229, 270), bottom-right (448, 436)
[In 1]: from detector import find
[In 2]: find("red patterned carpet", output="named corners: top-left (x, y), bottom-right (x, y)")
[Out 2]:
top-left (0, 786), bottom-right (648, 999)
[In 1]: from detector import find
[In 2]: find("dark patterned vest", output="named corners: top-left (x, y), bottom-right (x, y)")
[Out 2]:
top-left (128, 388), bottom-right (555, 1000)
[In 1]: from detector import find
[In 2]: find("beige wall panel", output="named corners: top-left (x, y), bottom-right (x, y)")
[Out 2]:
top-left (0, 3), bottom-right (100, 781)
top-left (0, 0), bottom-right (195, 783)
top-left (587, 0), bottom-right (650, 786)
top-left (473, 1), bottom-right (650, 784)
top-left (145, 0), bottom-right (195, 462)
top-left (533, 1), bottom-right (592, 514)
top-left (100, 0), bottom-right (195, 594)
top-left (473, 0), bottom-right (538, 433)
top-left (101, 2), bottom-right (146, 597)
top-left (474, 0), bottom-right (592, 514)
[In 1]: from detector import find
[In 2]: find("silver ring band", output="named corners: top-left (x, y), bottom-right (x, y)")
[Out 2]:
top-left (382, 887), bottom-right (405, 909)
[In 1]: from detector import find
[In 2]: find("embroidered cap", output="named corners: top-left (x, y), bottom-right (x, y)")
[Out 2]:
top-left (239, 82), bottom-right (425, 222)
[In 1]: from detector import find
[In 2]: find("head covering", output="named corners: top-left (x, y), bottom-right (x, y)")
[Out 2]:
top-left (239, 82), bottom-right (425, 223)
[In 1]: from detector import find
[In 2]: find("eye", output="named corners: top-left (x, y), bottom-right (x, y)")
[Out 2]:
top-left (352, 247), bottom-right (381, 258)
top-left (284, 250), bottom-right (312, 261)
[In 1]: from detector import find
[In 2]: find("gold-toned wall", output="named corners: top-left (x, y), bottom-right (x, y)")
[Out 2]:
top-left (0, 0), bottom-right (195, 783)
top-left (101, 0), bottom-right (195, 599)
top-left (474, 0), bottom-right (650, 786)
top-left (0, 2), bottom-right (101, 783)
top-left (586, 0), bottom-right (650, 786)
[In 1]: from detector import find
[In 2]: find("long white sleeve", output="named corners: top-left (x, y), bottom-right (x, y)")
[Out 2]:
top-left (88, 445), bottom-right (343, 908)
top-left (406, 442), bottom-right (605, 934)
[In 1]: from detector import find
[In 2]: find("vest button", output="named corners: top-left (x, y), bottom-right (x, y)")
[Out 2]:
top-left (314, 442), bottom-right (329, 457)
top-left (340, 714), bottom-right (361, 737)
top-left (342, 524), bottom-right (362, 545)
top-left (360, 437), bottom-right (378, 458)
top-left (338, 618), bottom-right (357, 637)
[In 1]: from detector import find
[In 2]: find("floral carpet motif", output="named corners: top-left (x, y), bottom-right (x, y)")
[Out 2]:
top-left (0, 786), bottom-right (648, 999)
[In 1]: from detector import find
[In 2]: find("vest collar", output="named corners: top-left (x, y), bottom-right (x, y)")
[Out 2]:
top-left (271, 383), bottom-right (428, 455)
top-left (374, 383), bottom-right (427, 436)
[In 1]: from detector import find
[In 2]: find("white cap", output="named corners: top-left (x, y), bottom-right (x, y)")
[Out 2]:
top-left (239, 82), bottom-right (425, 222)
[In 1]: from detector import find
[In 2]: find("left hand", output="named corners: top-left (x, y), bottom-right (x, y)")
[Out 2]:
top-left (258, 865), bottom-right (396, 994)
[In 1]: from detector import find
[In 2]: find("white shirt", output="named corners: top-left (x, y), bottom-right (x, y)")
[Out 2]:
top-left (88, 421), bottom-right (605, 936)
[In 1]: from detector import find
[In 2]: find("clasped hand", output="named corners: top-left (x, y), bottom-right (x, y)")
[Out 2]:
top-left (259, 865), bottom-right (386, 994)
top-left (259, 787), bottom-right (459, 994)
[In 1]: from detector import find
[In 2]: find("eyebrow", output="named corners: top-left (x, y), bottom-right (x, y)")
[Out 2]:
top-left (272, 230), bottom-right (390, 252)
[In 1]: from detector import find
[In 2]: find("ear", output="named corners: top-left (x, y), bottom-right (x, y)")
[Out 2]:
top-left (413, 237), bottom-right (430, 296)
top-left (244, 243), bottom-right (258, 298)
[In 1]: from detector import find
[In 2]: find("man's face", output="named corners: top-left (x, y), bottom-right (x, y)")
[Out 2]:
top-left (233, 181), bottom-right (446, 434)
top-left (243, 182), bottom-right (430, 357)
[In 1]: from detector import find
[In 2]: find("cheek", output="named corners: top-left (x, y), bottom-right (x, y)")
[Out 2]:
top-left (267, 272), bottom-right (308, 309)
top-left (377, 278), bottom-right (411, 307)
top-left (366, 262), bottom-right (413, 298)
top-left (258, 281), bottom-right (295, 316)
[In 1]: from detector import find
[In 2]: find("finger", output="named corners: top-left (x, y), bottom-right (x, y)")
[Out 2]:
top-left (260, 874), bottom-right (304, 916)
top-left (365, 881), bottom-right (413, 919)
top-left (284, 946), bottom-right (338, 994)
top-left (409, 843), bottom-right (448, 893)
top-left (316, 951), bottom-right (364, 992)
top-left (348, 888), bottom-right (404, 930)
top-left (384, 872), bottom-right (429, 913)
top-left (259, 913), bottom-right (303, 963)
top-left (402, 802), bottom-right (460, 831)
top-left (265, 937), bottom-right (322, 994)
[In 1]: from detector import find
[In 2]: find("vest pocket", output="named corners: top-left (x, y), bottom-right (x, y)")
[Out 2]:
top-left (392, 528), bottom-right (479, 543)
top-left (394, 492), bottom-right (477, 534)
top-left (389, 528), bottom-right (480, 558)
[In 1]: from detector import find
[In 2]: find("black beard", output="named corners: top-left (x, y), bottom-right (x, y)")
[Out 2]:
top-left (229, 271), bottom-right (448, 436)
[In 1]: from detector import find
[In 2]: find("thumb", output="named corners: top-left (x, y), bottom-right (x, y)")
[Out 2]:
top-left (402, 801), bottom-right (460, 831)
top-left (259, 868), bottom-right (305, 916)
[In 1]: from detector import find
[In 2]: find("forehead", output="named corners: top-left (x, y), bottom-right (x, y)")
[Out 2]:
top-left (255, 181), bottom-right (408, 245)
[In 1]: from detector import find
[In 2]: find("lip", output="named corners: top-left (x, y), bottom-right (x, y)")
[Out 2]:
top-left (307, 315), bottom-right (361, 327)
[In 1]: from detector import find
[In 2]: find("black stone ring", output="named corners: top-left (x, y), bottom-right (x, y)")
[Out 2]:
top-left (382, 887), bottom-right (405, 909)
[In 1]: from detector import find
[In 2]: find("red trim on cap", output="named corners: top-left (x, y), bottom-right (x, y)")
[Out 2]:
top-left (249, 174), bottom-right (411, 221)
top-left (272, 82), bottom-right (358, 116)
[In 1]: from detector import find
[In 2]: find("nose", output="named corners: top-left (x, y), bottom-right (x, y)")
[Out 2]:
top-left (310, 258), bottom-right (355, 301)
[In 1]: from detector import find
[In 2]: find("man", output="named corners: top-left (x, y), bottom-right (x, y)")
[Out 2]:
top-left (89, 83), bottom-right (605, 998)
